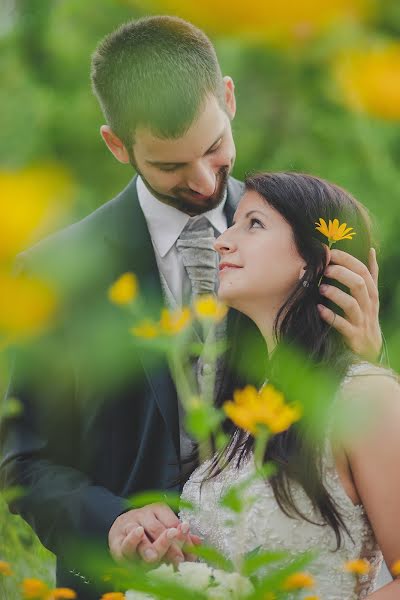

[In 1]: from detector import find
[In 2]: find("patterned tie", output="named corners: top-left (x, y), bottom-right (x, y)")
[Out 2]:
top-left (176, 216), bottom-right (218, 301)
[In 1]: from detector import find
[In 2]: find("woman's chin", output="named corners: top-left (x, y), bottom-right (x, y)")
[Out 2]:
top-left (217, 286), bottom-right (238, 309)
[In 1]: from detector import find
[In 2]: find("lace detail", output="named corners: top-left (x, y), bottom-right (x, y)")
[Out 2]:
top-left (180, 364), bottom-right (384, 599)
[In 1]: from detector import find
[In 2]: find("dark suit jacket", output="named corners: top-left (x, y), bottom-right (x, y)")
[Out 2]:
top-left (0, 175), bottom-right (244, 598)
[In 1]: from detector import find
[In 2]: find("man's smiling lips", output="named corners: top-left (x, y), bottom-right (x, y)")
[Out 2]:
top-left (219, 262), bottom-right (243, 273)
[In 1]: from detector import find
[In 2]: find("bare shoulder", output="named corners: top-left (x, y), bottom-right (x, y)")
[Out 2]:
top-left (341, 362), bottom-right (399, 403)
top-left (338, 362), bottom-right (400, 446)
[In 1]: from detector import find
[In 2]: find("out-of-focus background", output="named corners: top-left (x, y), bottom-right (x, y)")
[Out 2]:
top-left (0, 0), bottom-right (398, 593)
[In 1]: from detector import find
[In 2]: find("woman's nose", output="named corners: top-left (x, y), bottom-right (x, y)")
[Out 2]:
top-left (214, 230), bottom-right (236, 255)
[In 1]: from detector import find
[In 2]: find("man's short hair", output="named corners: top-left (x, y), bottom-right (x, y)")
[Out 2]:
top-left (91, 16), bottom-right (225, 146)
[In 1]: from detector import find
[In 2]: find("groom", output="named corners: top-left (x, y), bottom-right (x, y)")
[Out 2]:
top-left (0, 15), bottom-right (382, 600)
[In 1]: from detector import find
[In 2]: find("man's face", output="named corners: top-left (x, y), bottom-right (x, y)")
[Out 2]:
top-left (130, 92), bottom-right (236, 216)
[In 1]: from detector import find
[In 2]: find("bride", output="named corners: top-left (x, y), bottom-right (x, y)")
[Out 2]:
top-left (179, 172), bottom-right (400, 599)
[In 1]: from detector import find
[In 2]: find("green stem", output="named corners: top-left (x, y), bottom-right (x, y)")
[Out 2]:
top-left (254, 427), bottom-right (270, 473)
top-left (317, 240), bottom-right (334, 286)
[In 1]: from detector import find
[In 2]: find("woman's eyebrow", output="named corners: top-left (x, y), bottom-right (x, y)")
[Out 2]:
top-left (232, 209), bottom-right (267, 225)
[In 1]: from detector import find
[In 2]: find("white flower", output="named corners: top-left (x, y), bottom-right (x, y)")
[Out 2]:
top-left (212, 571), bottom-right (254, 597)
top-left (151, 563), bottom-right (176, 583)
top-left (126, 562), bottom-right (253, 599)
top-left (178, 561), bottom-right (212, 590)
top-left (207, 588), bottom-right (229, 600)
top-left (125, 591), bottom-right (153, 600)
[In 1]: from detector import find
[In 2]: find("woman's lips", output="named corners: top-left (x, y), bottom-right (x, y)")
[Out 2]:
top-left (219, 263), bottom-right (242, 273)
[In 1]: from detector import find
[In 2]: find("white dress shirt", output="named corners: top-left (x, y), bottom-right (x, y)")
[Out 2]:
top-left (137, 176), bottom-right (228, 306)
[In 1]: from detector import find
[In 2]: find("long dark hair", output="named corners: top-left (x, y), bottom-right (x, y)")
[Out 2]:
top-left (208, 172), bottom-right (374, 549)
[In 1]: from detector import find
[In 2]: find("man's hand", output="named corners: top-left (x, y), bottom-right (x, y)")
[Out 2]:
top-left (108, 503), bottom-right (201, 566)
top-left (317, 248), bottom-right (381, 361)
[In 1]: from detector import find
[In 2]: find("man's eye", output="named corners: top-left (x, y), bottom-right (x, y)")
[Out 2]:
top-left (250, 218), bottom-right (263, 229)
top-left (159, 165), bottom-right (179, 173)
top-left (207, 139), bottom-right (223, 154)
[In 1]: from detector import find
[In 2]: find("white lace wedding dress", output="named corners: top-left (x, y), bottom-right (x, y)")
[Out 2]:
top-left (180, 365), bottom-right (383, 599)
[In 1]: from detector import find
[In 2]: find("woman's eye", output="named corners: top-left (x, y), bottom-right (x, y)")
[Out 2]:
top-left (250, 218), bottom-right (263, 229)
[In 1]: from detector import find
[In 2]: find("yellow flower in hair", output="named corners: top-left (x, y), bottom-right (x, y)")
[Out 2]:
top-left (282, 571), bottom-right (315, 590)
top-left (100, 593), bottom-right (125, 600)
top-left (315, 218), bottom-right (356, 245)
top-left (343, 558), bottom-right (371, 575)
top-left (108, 273), bottom-right (138, 305)
top-left (223, 384), bottom-right (301, 436)
top-left (193, 294), bottom-right (228, 322)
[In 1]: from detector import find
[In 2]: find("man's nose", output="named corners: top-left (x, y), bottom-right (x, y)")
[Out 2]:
top-left (187, 162), bottom-right (216, 197)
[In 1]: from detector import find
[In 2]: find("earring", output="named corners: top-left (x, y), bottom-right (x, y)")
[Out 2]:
top-left (302, 280), bottom-right (310, 288)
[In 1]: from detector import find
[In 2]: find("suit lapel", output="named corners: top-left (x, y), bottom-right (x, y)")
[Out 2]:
top-left (105, 176), bottom-right (180, 458)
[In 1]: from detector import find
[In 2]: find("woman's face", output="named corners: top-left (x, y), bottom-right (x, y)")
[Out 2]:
top-left (215, 191), bottom-right (307, 318)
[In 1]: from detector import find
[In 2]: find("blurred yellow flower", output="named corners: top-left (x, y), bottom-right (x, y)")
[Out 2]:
top-left (282, 571), bottom-right (315, 590)
top-left (0, 560), bottom-right (12, 576)
top-left (22, 578), bottom-right (49, 599)
top-left (0, 271), bottom-right (57, 340)
top-left (136, 0), bottom-right (372, 45)
top-left (193, 294), bottom-right (228, 322)
top-left (334, 42), bottom-right (400, 120)
top-left (343, 558), bottom-right (371, 575)
top-left (304, 596), bottom-right (320, 600)
top-left (0, 163), bottom-right (74, 263)
top-left (108, 273), bottom-right (138, 306)
top-left (159, 307), bottom-right (191, 335)
top-left (130, 319), bottom-right (160, 339)
top-left (223, 384), bottom-right (302, 435)
top-left (47, 589), bottom-right (77, 600)
top-left (391, 559), bottom-right (400, 577)
top-left (315, 218), bottom-right (356, 244)
top-left (100, 593), bottom-right (125, 600)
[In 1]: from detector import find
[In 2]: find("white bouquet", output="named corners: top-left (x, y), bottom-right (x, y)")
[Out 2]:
top-left (125, 561), bottom-right (254, 600)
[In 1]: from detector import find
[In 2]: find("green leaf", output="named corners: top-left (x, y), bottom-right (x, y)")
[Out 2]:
top-left (1, 485), bottom-right (26, 504)
top-left (242, 549), bottom-right (290, 577)
top-left (187, 543), bottom-right (234, 572)
top-left (185, 404), bottom-right (223, 441)
top-left (248, 550), bottom-right (316, 599)
top-left (220, 486), bottom-right (244, 514)
top-left (128, 490), bottom-right (193, 512)
top-left (0, 397), bottom-right (23, 419)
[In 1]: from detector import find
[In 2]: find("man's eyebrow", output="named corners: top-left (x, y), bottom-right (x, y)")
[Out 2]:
top-left (146, 130), bottom-right (225, 167)
top-left (232, 209), bottom-right (266, 225)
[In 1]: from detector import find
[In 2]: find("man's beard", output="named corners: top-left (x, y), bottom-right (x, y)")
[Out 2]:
top-left (132, 163), bottom-right (230, 216)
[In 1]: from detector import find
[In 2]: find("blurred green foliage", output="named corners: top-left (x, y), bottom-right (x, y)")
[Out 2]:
top-left (1, 0), bottom-right (400, 594)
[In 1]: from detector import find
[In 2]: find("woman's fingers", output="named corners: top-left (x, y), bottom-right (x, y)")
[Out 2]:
top-left (324, 264), bottom-right (371, 314)
top-left (329, 249), bottom-right (378, 303)
top-left (369, 248), bottom-right (379, 287)
top-left (120, 526), bottom-right (149, 561)
top-left (317, 304), bottom-right (352, 338)
top-left (152, 528), bottom-right (185, 565)
top-left (319, 284), bottom-right (362, 325)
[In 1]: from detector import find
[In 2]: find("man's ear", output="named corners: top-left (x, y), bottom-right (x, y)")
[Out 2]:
top-left (100, 125), bottom-right (130, 164)
top-left (223, 76), bottom-right (236, 120)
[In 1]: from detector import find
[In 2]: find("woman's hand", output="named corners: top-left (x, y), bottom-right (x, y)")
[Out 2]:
top-left (317, 248), bottom-right (381, 361)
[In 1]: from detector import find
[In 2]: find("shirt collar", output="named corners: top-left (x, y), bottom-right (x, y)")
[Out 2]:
top-left (136, 176), bottom-right (227, 258)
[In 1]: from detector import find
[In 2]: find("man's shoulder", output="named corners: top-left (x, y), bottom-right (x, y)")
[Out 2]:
top-left (228, 176), bottom-right (244, 205)
top-left (18, 177), bottom-right (138, 287)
